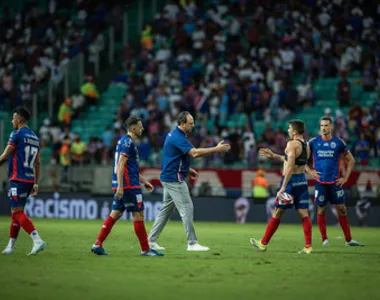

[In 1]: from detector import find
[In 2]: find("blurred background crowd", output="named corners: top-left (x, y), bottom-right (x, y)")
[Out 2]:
top-left (1, 0), bottom-right (379, 172)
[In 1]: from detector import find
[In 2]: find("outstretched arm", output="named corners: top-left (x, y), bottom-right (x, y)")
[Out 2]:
top-left (188, 140), bottom-right (230, 158)
top-left (259, 148), bottom-right (284, 161)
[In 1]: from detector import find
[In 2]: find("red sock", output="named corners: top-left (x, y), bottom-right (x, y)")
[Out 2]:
top-left (134, 220), bottom-right (150, 252)
top-left (302, 216), bottom-right (312, 248)
top-left (338, 215), bottom-right (352, 242)
top-left (95, 216), bottom-right (116, 246)
top-left (13, 211), bottom-right (35, 234)
top-left (10, 213), bottom-right (21, 239)
top-left (317, 214), bottom-right (328, 241)
top-left (261, 217), bottom-right (280, 245)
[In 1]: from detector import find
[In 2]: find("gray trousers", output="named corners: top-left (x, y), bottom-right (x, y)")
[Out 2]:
top-left (148, 181), bottom-right (198, 245)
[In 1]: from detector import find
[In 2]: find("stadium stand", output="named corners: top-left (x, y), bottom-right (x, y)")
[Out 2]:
top-left (1, 0), bottom-right (380, 170)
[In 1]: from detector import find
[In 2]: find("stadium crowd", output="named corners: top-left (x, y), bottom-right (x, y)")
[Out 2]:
top-left (0, 0), bottom-right (125, 111)
top-left (1, 0), bottom-right (380, 170)
top-left (111, 0), bottom-right (380, 167)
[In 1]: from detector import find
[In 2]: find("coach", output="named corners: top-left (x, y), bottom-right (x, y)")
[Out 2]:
top-left (148, 111), bottom-right (231, 251)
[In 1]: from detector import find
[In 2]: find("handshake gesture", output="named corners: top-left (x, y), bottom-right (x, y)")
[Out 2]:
top-left (215, 140), bottom-right (231, 153)
top-left (259, 148), bottom-right (275, 159)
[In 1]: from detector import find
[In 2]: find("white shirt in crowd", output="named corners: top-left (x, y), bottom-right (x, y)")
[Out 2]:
top-left (72, 93), bottom-right (85, 110)
top-left (164, 3), bottom-right (179, 21)
top-left (155, 47), bottom-right (171, 62)
top-left (279, 49), bottom-right (295, 71)
top-left (318, 11), bottom-right (331, 27)
top-left (214, 32), bottom-right (226, 52)
top-left (192, 29), bottom-right (206, 49)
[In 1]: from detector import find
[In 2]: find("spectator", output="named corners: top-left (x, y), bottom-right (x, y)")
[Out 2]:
top-left (59, 127), bottom-right (76, 142)
top-left (39, 118), bottom-right (52, 142)
top-left (86, 137), bottom-right (104, 164)
top-left (354, 133), bottom-right (370, 166)
top-left (337, 72), bottom-right (351, 107)
top-left (89, 34), bottom-right (105, 63)
top-left (348, 101), bottom-right (362, 129)
top-left (260, 123), bottom-right (276, 147)
top-left (101, 125), bottom-right (114, 163)
top-left (1, 71), bottom-right (14, 98)
top-left (141, 24), bottom-right (153, 50)
top-left (80, 76), bottom-right (100, 106)
top-left (251, 169), bottom-right (269, 198)
top-left (58, 98), bottom-right (73, 128)
top-left (59, 135), bottom-right (71, 183)
top-left (33, 61), bottom-right (49, 83)
top-left (5, 0), bottom-right (380, 169)
top-left (71, 90), bottom-right (86, 116)
top-left (112, 68), bottom-right (128, 85)
top-left (71, 135), bottom-right (86, 165)
top-left (19, 77), bottom-right (33, 106)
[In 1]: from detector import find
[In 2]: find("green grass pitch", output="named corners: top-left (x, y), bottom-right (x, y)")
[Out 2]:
top-left (0, 217), bottom-right (379, 300)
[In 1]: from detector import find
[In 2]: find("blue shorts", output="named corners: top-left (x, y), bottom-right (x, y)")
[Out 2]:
top-left (8, 181), bottom-right (34, 208)
top-left (276, 174), bottom-right (309, 210)
top-left (314, 181), bottom-right (346, 206)
top-left (112, 189), bottom-right (144, 213)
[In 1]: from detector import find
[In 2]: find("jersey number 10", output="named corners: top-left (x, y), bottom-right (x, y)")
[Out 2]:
top-left (24, 145), bottom-right (38, 168)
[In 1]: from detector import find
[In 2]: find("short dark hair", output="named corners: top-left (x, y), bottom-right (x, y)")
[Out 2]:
top-left (13, 106), bottom-right (31, 121)
top-left (320, 116), bottom-right (333, 124)
top-left (289, 119), bottom-right (305, 134)
top-left (177, 111), bottom-right (190, 125)
top-left (125, 116), bottom-right (141, 128)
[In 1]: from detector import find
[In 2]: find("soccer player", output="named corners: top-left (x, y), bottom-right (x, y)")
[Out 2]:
top-left (306, 117), bottom-right (364, 246)
top-left (91, 117), bottom-right (163, 256)
top-left (148, 111), bottom-right (231, 251)
top-left (0, 107), bottom-right (46, 255)
top-left (250, 120), bottom-right (313, 254)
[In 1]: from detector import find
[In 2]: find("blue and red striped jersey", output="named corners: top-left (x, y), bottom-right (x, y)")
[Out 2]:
top-left (112, 135), bottom-right (141, 190)
top-left (7, 127), bottom-right (40, 183)
top-left (308, 136), bottom-right (349, 184)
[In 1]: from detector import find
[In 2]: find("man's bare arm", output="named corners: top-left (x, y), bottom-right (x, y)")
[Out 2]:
top-left (0, 145), bottom-right (15, 166)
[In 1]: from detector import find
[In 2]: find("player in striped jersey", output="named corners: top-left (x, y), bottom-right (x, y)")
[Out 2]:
top-left (91, 117), bottom-right (163, 256)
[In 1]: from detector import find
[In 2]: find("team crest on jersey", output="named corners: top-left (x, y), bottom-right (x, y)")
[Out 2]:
top-left (331, 142), bottom-right (336, 149)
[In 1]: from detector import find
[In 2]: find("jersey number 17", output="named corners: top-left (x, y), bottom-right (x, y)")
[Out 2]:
top-left (24, 145), bottom-right (38, 168)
